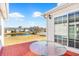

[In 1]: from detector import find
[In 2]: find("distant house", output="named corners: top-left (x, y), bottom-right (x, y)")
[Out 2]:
top-left (5, 27), bottom-right (29, 34)
top-left (37, 32), bottom-right (46, 36)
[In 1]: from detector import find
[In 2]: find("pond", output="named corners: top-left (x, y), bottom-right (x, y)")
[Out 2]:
top-left (5, 34), bottom-right (32, 37)
top-left (16, 34), bottom-right (32, 36)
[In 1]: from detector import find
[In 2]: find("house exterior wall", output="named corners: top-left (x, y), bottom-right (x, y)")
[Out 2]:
top-left (53, 4), bottom-right (79, 16)
top-left (45, 3), bottom-right (79, 55)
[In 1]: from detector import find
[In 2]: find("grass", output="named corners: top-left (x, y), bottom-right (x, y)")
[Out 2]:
top-left (4, 35), bottom-right (47, 46)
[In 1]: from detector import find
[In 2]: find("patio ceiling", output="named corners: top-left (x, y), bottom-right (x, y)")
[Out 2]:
top-left (0, 3), bottom-right (8, 19)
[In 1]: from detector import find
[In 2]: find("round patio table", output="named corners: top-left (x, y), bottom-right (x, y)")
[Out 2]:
top-left (30, 41), bottom-right (67, 56)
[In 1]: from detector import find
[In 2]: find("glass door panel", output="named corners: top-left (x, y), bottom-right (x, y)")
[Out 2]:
top-left (68, 25), bottom-right (75, 47)
top-left (75, 24), bottom-right (79, 48)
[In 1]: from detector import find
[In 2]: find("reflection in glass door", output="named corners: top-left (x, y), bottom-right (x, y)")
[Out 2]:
top-left (76, 24), bottom-right (79, 48)
top-left (68, 12), bottom-right (75, 47)
top-left (62, 15), bottom-right (67, 45)
top-left (68, 25), bottom-right (75, 47)
top-left (75, 11), bottom-right (79, 49)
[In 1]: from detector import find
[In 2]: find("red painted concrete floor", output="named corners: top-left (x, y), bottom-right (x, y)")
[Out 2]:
top-left (0, 42), bottom-right (38, 56)
top-left (0, 42), bottom-right (79, 56)
top-left (64, 51), bottom-right (79, 56)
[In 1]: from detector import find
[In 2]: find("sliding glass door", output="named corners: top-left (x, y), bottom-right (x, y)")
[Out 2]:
top-left (68, 11), bottom-right (79, 49)
top-left (68, 12), bottom-right (75, 47)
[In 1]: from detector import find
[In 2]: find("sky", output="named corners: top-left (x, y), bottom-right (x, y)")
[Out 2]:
top-left (4, 3), bottom-right (57, 28)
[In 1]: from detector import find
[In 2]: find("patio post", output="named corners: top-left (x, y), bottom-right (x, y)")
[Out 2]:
top-left (1, 17), bottom-right (4, 46)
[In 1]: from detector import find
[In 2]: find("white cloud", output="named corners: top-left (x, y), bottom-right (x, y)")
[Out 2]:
top-left (8, 12), bottom-right (25, 18)
top-left (7, 12), bottom-right (25, 21)
top-left (32, 11), bottom-right (42, 17)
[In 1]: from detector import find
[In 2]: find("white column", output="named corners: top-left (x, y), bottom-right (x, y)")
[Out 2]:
top-left (1, 17), bottom-right (4, 46)
top-left (47, 15), bottom-right (56, 55)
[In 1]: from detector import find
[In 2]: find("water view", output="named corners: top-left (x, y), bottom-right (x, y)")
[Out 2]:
top-left (0, 3), bottom-right (79, 56)
top-left (1, 3), bottom-right (50, 56)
